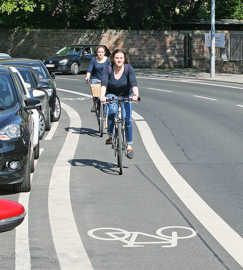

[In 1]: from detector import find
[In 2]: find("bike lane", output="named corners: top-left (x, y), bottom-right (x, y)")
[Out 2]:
top-left (61, 87), bottom-right (237, 270)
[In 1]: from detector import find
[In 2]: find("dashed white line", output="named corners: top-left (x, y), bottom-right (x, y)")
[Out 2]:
top-left (236, 104), bottom-right (243, 108)
top-left (147, 88), bottom-right (173, 93)
top-left (193, 95), bottom-right (217, 101)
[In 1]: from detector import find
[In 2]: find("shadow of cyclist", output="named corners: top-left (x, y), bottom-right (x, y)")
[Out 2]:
top-left (69, 159), bottom-right (121, 175)
top-left (65, 127), bottom-right (102, 137)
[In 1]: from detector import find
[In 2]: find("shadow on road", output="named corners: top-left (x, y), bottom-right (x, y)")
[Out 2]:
top-left (65, 126), bottom-right (101, 137)
top-left (69, 159), bottom-right (121, 175)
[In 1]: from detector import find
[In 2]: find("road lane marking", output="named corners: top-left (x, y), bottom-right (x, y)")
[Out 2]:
top-left (193, 95), bottom-right (217, 101)
top-left (16, 148), bottom-right (44, 270)
top-left (45, 121), bottom-right (59, 141)
top-left (133, 110), bottom-right (243, 267)
top-left (57, 88), bottom-right (91, 98)
top-left (48, 102), bottom-right (93, 270)
top-left (88, 226), bottom-right (196, 248)
top-left (236, 104), bottom-right (243, 108)
top-left (147, 88), bottom-right (173, 93)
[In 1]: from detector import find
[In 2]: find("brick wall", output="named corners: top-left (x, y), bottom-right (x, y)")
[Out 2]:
top-left (0, 28), bottom-right (242, 73)
top-left (0, 29), bottom-right (185, 68)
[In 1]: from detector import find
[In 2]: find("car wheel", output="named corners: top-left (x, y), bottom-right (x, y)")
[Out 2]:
top-left (13, 156), bottom-right (31, 193)
top-left (34, 141), bottom-right (40, 159)
top-left (71, 62), bottom-right (79, 75)
top-left (45, 107), bottom-right (51, 131)
top-left (39, 111), bottom-right (46, 139)
top-left (51, 96), bottom-right (61, 122)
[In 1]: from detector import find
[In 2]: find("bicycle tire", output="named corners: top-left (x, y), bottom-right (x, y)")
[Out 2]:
top-left (94, 98), bottom-right (100, 130)
top-left (99, 103), bottom-right (104, 137)
top-left (117, 122), bottom-right (123, 175)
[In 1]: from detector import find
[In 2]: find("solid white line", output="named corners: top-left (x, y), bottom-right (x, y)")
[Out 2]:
top-left (236, 104), bottom-right (243, 108)
top-left (193, 95), bottom-right (217, 101)
top-left (133, 110), bottom-right (243, 267)
top-left (45, 122), bottom-right (59, 141)
top-left (147, 88), bottom-right (173, 93)
top-left (48, 102), bottom-right (93, 270)
top-left (15, 148), bottom-right (44, 270)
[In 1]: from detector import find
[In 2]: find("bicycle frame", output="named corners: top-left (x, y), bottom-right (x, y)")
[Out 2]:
top-left (106, 97), bottom-right (133, 175)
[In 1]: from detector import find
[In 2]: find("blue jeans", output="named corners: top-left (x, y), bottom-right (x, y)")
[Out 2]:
top-left (106, 94), bottom-right (133, 145)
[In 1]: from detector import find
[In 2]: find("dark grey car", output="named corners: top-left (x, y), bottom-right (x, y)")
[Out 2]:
top-left (43, 45), bottom-right (111, 75)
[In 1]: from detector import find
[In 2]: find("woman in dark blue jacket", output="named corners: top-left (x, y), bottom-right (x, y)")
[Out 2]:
top-left (85, 45), bottom-right (110, 111)
top-left (100, 48), bottom-right (139, 159)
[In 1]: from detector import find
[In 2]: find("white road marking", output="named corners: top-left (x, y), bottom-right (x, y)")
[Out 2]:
top-left (16, 148), bottom-right (44, 270)
top-left (193, 95), bottom-right (217, 101)
top-left (133, 110), bottom-right (243, 267)
top-left (57, 88), bottom-right (91, 98)
top-left (136, 76), bottom-right (243, 90)
top-left (45, 122), bottom-right (59, 141)
top-left (236, 104), bottom-right (243, 108)
top-left (147, 88), bottom-right (173, 93)
top-left (48, 103), bottom-right (93, 270)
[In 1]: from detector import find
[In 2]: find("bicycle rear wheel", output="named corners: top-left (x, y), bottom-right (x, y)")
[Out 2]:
top-left (99, 103), bottom-right (104, 137)
top-left (94, 98), bottom-right (100, 131)
top-left (116, 123), bottom-right (123, 175)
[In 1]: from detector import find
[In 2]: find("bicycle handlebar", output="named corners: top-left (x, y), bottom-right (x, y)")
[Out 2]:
top-left (104, 96), bottom-right (141, 103)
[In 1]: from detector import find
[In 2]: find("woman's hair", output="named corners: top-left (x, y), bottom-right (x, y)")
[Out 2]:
top-left (95, 45), bottom-right (106, 55)
top-left (110, 48), bottom-right (129, 65)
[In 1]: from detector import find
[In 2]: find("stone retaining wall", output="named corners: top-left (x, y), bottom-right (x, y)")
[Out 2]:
top-left (0, 28), bottom-right (242, 73)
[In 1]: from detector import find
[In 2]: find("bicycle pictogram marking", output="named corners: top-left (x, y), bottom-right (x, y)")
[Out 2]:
top-left (87, 226), bottom-right (197, 248)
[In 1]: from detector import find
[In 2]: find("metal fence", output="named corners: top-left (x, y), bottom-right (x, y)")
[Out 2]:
top-left (230, 34), bottom-right (243, 61)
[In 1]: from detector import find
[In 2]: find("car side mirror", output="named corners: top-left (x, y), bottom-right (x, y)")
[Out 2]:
top-left (24, 97), bottom-right (40, 110)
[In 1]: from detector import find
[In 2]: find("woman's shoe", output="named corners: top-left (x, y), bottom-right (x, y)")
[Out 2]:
top-left (127, 148), bottom-right (134, 159)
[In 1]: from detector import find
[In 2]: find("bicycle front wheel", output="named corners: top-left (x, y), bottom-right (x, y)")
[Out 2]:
top-left (117, 123), bottom-right (123, 175)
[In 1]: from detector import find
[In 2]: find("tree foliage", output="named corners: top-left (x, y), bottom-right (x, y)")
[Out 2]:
top-left (0, 0), bottom-right (242, 29)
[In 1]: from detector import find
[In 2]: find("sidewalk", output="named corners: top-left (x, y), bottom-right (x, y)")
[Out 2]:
top-left (135, 68), bottom-right (243, 85)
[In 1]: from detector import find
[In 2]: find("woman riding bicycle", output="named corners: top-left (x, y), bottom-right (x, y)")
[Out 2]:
top-left (100, 48), bottom-right (139, 159)
top-left (85, 45), bottom-right (110, 112)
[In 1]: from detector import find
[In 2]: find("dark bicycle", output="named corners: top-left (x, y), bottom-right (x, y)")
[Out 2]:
top-left (90, 83), bottom-right (105, 137)
top-left (106, 96), bottom-right (139, 175)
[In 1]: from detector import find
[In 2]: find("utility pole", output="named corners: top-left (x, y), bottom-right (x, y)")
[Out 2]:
top-left (210, 0), bottom-right (215, 78)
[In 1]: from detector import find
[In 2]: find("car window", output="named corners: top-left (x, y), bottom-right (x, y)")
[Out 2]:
top-left (30, 63), bottom-right (49, 80)
top-left (18, 69), bottom-right (35, 88)
top-left (0, 74), bottom-right (16, 109)
top-left (56, 46), bottom-right (78, 56)
top-left (12, 73), bottom-right (27, 97)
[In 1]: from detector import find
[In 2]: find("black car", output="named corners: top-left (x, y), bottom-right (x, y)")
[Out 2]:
top-left (0, 65), bottom-right (40, 193)
top-left (11, 65), bottom-right (51, 138)
top-left (43, 45), bottom-right (111, 75)
top-left (0, 58), bottom-right (61, 122)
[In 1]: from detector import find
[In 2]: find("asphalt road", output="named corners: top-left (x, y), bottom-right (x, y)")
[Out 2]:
top-left (0, 73), bottom-right (243, 270)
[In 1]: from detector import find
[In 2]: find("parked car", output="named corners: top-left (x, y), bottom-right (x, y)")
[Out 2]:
top-left (43, 45), bottom-right (111, 75)
top-left (8, 66), bottom-right (41, 161)
top-left (0, 65), bottom-right (39, 192)
top-left (0, 199), bottom-right (25, 233)
top-left (0, 53), bottom-right (11, 60)
top-left (11, 65), bottom-right (51, 137)
top-left (0, 58), bottom-right (61, 122)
